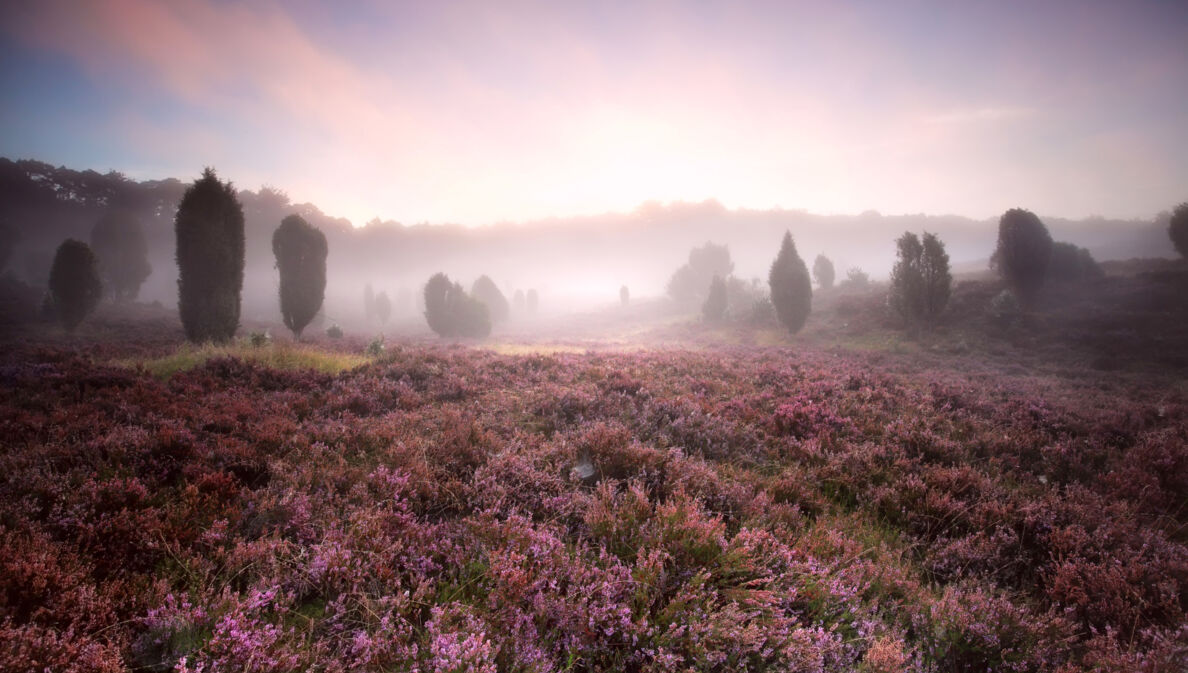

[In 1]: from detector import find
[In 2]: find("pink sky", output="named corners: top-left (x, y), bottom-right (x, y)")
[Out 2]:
top-left (2, 0), bottom-right (1186, 226)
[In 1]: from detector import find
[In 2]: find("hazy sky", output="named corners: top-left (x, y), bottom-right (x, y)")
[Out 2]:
top-left (2, 0), bottom-right (1185, 227)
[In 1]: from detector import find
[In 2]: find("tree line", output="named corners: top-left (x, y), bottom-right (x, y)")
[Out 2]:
top-left (20, 164), bottom-right (1188, 338)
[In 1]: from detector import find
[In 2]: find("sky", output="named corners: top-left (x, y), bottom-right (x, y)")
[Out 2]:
top-left (1, 0), bottom-right (1186, 227)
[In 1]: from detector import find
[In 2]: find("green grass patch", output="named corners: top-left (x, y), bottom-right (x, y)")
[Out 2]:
top-left (121, 341), bottom-right (371, 379)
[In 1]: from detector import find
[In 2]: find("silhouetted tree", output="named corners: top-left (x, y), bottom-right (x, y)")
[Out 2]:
top-left (702, 275), bottom-right (727, 322)
top-left (448, 281), bottom-right (491, 338)
top-left (49, 239), bottom-right (101, 332)
top-left (89, 210), bottom-right (151, 301)
top-left (1169, 203), bottom-right (1188, 259)
top-left (768, 231), bottom-right (812, 333)
top-left (991, 208), bottom-right (1052, 306)
top-left (364, 283), bottom-right (375, 322)
top-left (424, 272), bottom-right (490, 338)
top-left (175, 168), bottom-right (245, 342)
top-left (667, 241), bottom-right (733, 302)
top-left (891, 231), bottom-right (951, 327)
top-left (424, 273), bottom-right (454, 335)
top-left (812, 254), bottom-right (835, 290)
top-left (889, 232), bottom-right (924, 323)
top-left (272, 214), bottom-right (327, 339)
top-left (620, 285), bottom-right (629, 306)
top-left (1047, 242), bottom-right (1103, 283)
top-left (921, 232), bottom-right (952, 322)
top-left (374, 291), bottom-right (391, 326)
top-left (526, 288), bottom-right (538, 314)
top-left (471, 275), bottom-right (509, 322)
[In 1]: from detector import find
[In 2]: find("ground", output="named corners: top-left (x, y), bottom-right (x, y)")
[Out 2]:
top-left (0, 264), bottom-right (1185, 671)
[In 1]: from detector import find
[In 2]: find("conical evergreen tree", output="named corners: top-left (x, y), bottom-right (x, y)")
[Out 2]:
top-left (768, 231), bottom-right (812, 333)
top-left (175, 168), bottom-right (245, 343)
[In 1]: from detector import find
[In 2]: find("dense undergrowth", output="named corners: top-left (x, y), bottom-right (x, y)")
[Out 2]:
top-left (1, 340), bottom-right (1186, 671)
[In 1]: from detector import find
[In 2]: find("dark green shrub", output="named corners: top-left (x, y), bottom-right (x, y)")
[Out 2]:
top-left (812, 254), bottom-right (835, 289)
top-left (48, 239), bottom-right (102, 331)
top-left (768, 231), bottom-right (812, 333)
top-left (272, 214), bottom-right (327, 338)
top-left (1167, 203), bottom-right (1187, 258)
top-left (90, 210), bottom-right (151, 301)
top-left (424, 272), bottom-right (491, 338)
top-left (470, 275), bottom-right (508, 322)
top-left (1047, 242), bottom-right (1103, 283)
top-left (991, 208), bottom-right (1052, 306)
top-left (175, 168), bottom-right (245, 343)
top-left (702, 275), bottom-right (727, 322)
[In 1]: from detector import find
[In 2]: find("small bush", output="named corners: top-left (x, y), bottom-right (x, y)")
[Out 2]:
top-left (326, 324), bottom-right (344, 339)
top-left (1047, 241), bottom-right (1103, 283)
top-left (424, 272), bottom-right (491, 338)
top-left (813, 254), bottom-right (835, 289)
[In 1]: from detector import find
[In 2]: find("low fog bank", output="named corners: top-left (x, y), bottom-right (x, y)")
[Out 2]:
top-left (1, 158), bottom-right (1177, 333)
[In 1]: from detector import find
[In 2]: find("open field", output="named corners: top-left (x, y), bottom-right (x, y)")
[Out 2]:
top-left (1, 269), bottom-right (1186, 671)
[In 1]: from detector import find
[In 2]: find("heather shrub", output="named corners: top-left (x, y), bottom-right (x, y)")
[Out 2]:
top-left (991, 208), bottom-right (1052, 306)
top-left (48, 239), bottom-right (102, 331)
top-left (175, 167), bottom-right (245, 343)
top-left (271, 214), bottom-right (327, 338)
top-left (89, 210), bottom-right (151, 301)
top-left (701, 274), bottom-right (727, 322)
top-left (768, 231), bottom-right (812, 333)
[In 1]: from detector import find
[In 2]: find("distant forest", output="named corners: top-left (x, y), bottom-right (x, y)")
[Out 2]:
top-left (0, 158), bottom-right (1174, 317)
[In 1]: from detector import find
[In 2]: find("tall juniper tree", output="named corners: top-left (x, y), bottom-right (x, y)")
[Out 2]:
top-left (272, 214), bottom-right (327, 339)
top-left (175, 168), bottom-right (245, 343)
top-left (768, 231), bottom-right (812, 333)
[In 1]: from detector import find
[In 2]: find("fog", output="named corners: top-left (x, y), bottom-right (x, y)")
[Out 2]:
top-left (0, 158), bottom-right (1176, 336)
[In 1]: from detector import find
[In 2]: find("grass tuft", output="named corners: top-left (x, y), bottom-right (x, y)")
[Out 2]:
top-left (121, 341), bottom-right (371, 378)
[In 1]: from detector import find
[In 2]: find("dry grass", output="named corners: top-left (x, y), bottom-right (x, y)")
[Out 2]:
top-left (120, 340), bottom-right (371, 378)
